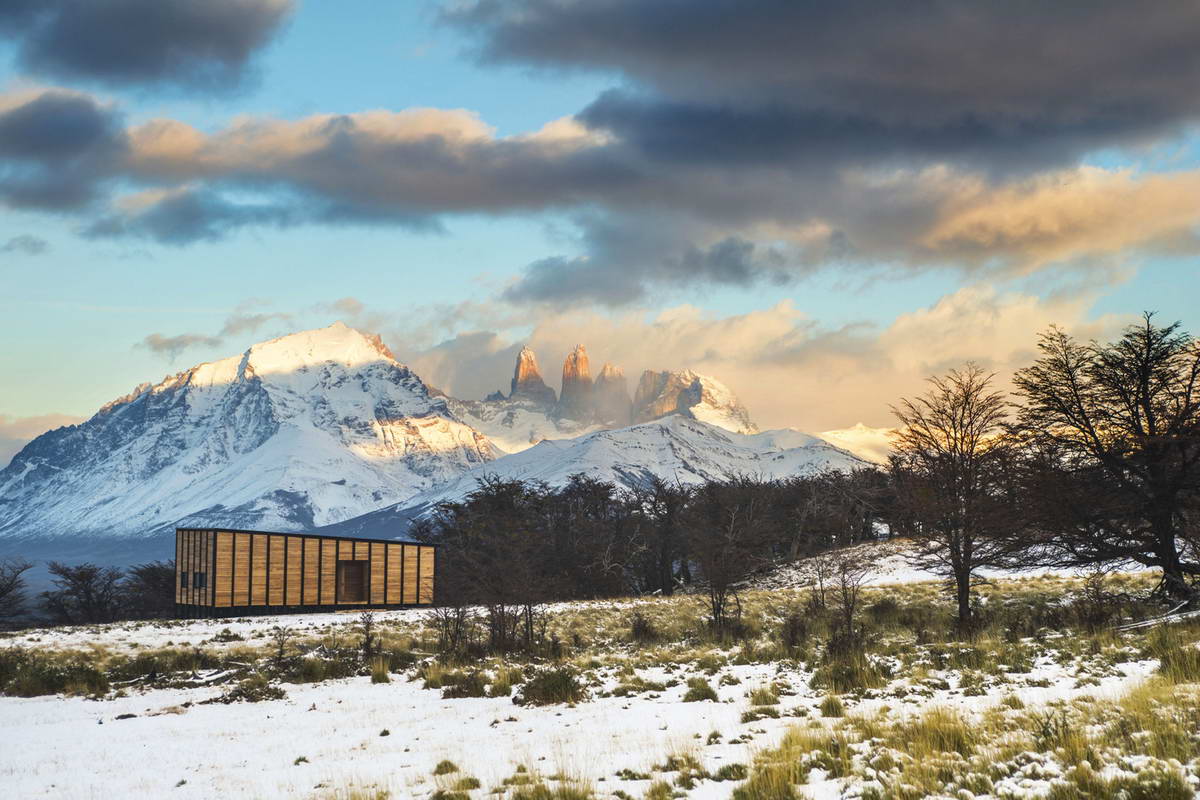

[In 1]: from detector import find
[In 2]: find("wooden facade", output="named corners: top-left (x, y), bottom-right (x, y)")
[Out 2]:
top-left (174, 527), bottom-right (435, 615)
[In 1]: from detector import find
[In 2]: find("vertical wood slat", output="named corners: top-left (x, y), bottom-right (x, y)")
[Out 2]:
top-left (370, 542), bottom-right (385, 604)
top-left (251, 534), bottom-right (268, 605)
top-left (320, 539), bottom-right (335, 605)
top-left (385, 544), bottom-right (402, 604)
top-left (286, 537), bottom-right (302, 605)
top-left (268, 535), bottom-right (286, 606)
top-left (234, 533), bottom-right (251, 605)
top-left (214, 532), bottom-right (232, 607)
top-left (419, 546), bottom-right (435, 604)
top-left (402, 545), bottom-right (418, 604)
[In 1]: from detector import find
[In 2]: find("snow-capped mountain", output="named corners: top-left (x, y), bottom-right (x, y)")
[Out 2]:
top-left (319, 415), bottom-right (866, 539)
top-left (447, 345), bottom-right (760, 453)
top-left (632, 369), bottom-right (757, 434)
top-left (0, 323), bottom-right (497, 546)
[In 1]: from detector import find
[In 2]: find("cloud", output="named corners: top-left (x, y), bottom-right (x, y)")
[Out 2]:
top-left (0, 88), bottom-right (126, 210)
top-left (397, 285), bottom-right (1130, 431)
top-left (450, 1), bottom-right (1200, 166)
top-left (1, 0), bottom-right (293, 91)
top-left (0, 412), bottom-right (84, 468)
top-left (0, 234), bottom-right (48, 254)
top-left (139, 332), bottom-right (223, 359)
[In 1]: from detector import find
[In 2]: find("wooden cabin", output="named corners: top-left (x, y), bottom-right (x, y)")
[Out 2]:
top-left (174, 527), bottom-right (435, 616)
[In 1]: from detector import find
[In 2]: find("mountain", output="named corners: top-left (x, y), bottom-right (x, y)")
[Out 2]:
top-left (633, 369), bottom-right (758, 434)
top-left (817, 423), bottom-right (895, 464)
top-left (509, 345), bottom-right (557, 405)
top-left (319, 415), bottom-right (866, 539)
top-left (593, 363), bottom-right (633, 427)
top-left (0, 323), bottom-right (497, 558)
top-left (558, 344), bottom-right (595, 421)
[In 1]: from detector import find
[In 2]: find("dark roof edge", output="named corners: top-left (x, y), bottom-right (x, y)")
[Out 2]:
top-left (174, 526), bottom-right (438, 547)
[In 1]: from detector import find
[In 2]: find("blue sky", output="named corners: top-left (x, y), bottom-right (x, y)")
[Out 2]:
top-left (1, 1), bottom-right (1199, 457)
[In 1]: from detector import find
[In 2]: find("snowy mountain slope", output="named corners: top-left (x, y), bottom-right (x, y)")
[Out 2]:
top-left (0, 323), bottom-right (497, 545)
top-left (445, 396), bottom-right (605, 454)
top-left (633, 370), bottom-right (758, 434)
top-left (320, 415), bottom-right (866, 538)
top-left (816, 423), bottom-right (895, 464)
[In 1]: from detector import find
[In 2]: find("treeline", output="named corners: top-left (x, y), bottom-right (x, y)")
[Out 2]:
top-left (0, 559), bottom-right (175, 629)
top-left (421, 313), bottom-right (1200, 646)
top-left (413, 469), bottom-right (890, 651)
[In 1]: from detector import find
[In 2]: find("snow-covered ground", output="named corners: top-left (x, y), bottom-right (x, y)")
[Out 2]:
top-left (751, 538), bottom-right (1144, 589)
top-left (0, 601), bottom-right (1162, 799)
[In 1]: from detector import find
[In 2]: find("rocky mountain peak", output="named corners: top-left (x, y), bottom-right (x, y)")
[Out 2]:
top-left (509, 345), bottom-right (557, 405)
top-left (558, 344), bottom-right (595, 420)
top-left (632, 369), bottom-right (758, 434)
top-left (593, 362), bottom-right (632, 427)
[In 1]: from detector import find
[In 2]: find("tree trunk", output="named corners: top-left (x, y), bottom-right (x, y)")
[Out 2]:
top-left (1153, 515), bottom-right (1193, 602)
top-left (955, 568), bottom-right (972, 630)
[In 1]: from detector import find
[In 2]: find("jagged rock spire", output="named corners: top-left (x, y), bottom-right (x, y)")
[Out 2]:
top-left (594, 362), bottom-right (632, 426)
top-left (509, 345), bottom-right (557, 405)
top-left (558, 344), bottom-right (595, 420)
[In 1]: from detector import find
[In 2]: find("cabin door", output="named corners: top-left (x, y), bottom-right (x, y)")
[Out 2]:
top-left (336, 560), bottom-right (367, 602)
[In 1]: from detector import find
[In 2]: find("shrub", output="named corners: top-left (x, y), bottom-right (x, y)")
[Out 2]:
top-left (205, 672), bottom-right (286, 704)
top-left (819, 695), bottom-right (845, 717)
top-left (713, 763), bottom-right (747, 782)
top-left (0, 647), bottom-right (109, 697)
top-left (433, 760), bottom-right (459, 775)
top-left (441, 671), bottom-right (488, 699)
top-left (370, 656), bottom-right (390, 684)
top-left (779, 611), bottom-right (809, 651)
top-left (682, 677), bottom-right (718, 702)
top-left (514, 666), bottom-right (588, 706)
top-left (629, 611), bottom-right (660, 644)
top-left (748, 684), bottom-right (779, 705)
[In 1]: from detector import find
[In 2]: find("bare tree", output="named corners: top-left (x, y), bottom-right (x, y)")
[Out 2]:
top-left (686, 479), bottom-right (777, 634)
top-left (40, 562), bottom-right (125, 625)
top-left (1013, 315), bottom-right (1200, 601)
top-left (0, 557), bottom-right (34, 625)
top-left (890, 364), bottom-right (1017, 628)
top-left (123, 560), bottom-right (175, 618)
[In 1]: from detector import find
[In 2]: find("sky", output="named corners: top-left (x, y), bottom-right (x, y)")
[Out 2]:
top-left (2, 0), bottom-right (1199, 465)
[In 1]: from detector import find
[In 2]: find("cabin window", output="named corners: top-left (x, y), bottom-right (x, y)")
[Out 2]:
top-left (193, 572), bottom-right (207, 589)
top-left (180, 572), bottom-right (188, 588)
top-left (336, 560), bottom-right (367, 602)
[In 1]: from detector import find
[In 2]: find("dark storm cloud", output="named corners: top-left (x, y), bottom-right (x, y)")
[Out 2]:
top-left (449, 0), bottom-right (1200, 163)
top-left (0, 90), bottom-right (126, 211)
top-left (2, 0), bottom-right (294, 91)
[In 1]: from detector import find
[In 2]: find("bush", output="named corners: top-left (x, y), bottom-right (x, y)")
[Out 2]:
top-left (513, 666), bottom-right (588, 706)
top-left (780, 611), bottom-right (809, 651)
top-left (370, 656), bottom-right (390, 684)
top-left (819, 695), bottom-right (845, 717)
top-left (433, 760), bottom-right (459, 775)
top-left (629, 611), bottom-right (660, 644)
top-left (0, 647), bottom-right (109, 697)
top-left (441, 671), bottom-right (488, 699)
top-left (205, 672), bottom-right (286, 704)
top-left (682, 677), bottom-right (718, 702)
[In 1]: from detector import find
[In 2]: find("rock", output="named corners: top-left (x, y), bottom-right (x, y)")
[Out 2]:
top-left (632, 369), bottom-right (758, 434)
top-left (593, 363), bottom-right (632, 427)
top-left (509, 345), bottom-right (557, 405)
top-left (557, 344), bottom-right (595, 421)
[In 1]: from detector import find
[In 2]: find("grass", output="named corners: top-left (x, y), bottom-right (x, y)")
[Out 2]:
top-left (514, 666), bottom-right (588, 706)
top-left (682, 677), bottom-right (718, 702)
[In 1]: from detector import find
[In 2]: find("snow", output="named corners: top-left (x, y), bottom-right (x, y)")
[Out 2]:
top-left (752, 539), bottom-right (1145, 590)
top-left (325, 416), bottom-right (867, 536)
top-left (0, 600), bottom-right (1161, 799)
top-left (816, 423), bottom-right (894, 465)
top-left (0, 323), bottom-right (498, 543)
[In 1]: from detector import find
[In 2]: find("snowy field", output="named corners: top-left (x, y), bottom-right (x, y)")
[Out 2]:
top-left (0, 617), bottom-right (1159, 800)
top-left (4, 553), bottom-right (1190, 800)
